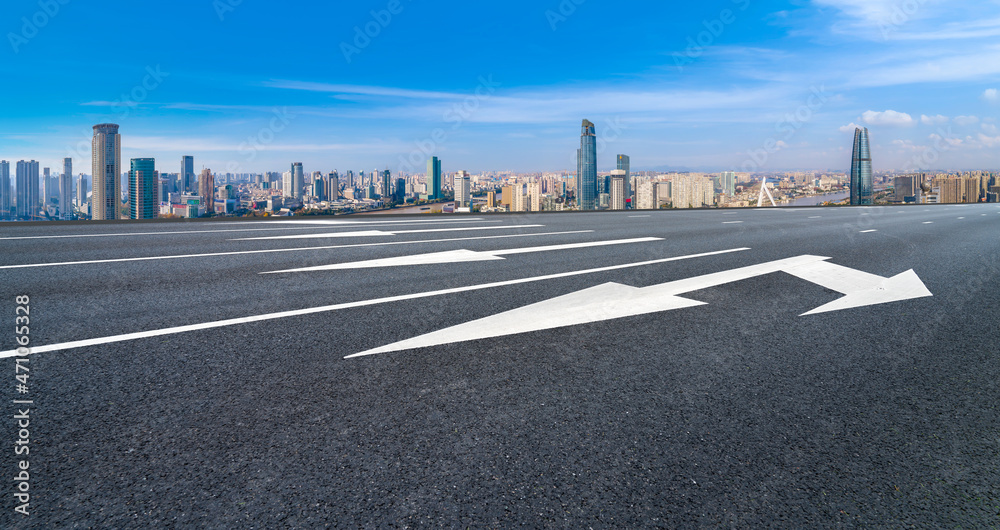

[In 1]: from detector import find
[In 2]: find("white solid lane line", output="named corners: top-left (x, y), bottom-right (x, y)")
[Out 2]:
top-left (230, 225), bottom-right (545, 241)
top-left (860, 230), bottom-right (878, 233)
top-left (0, 218), bottom-right (495, 240)
top-left (0, 247), bottom-right (751, 359)
top-left (723, 221), bottom-right (744, 224)
top-left (0, 231), bottom-right (593, 270)
top-left (923, 222), bottom-right (934, 224)
top-left (263, 237), bottom-right (664, 273)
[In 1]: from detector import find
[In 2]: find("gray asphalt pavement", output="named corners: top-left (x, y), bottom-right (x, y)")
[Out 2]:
top-left (1, 204), bottom-right (998, 527)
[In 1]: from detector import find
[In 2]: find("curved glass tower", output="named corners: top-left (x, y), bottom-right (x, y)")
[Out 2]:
top-left (851, 127), bottom-right (873, 206)
top-left (576, 119), bottom-right (597, 210)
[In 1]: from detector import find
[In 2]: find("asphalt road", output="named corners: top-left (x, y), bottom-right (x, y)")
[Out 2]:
top-left (1, 205), bottom-right (998, 527)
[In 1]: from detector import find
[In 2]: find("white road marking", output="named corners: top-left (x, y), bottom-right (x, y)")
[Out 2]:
top-left (860, 230), bottom-right (878, 233)
top-left (0, 247), bottom-right (751, 359)
top-left (809, 216), bottom-right (822, 219)
top-left (923, 222), bottom-right (934, 224)
top-left (723, 221), bottom-right (744, 224)
top-left (958, 217), bottom-right (965, 219)
top-left (231, 225), bottom-right (545, 241)
top-left (348, 256), bottom-right (932, 357)
top-left (0, 231), bottom-right (593, 270)
top-left (264, 237), bottom-right (664, 273)
top-left (722, 212), bottom-right (739, 215)
top-left (0, 218), bottom-right (494, 240)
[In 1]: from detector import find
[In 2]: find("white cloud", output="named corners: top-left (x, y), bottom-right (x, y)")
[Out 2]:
top-left (861, 110), bottom-right (915, 127)
top-left (954, 115), bottom-right (980, 126)
top-left (984, 88), bottom-right (999, 102)
top-left (929, 133), bottom-right (963, 147)
top-left (839, 122), bottom-right (862, 133)
top-left (982, 123), bottom-right (999, 134)
top-left (976, 133), bottom-right (1000, 148)
top-left (920, 114), bottom-right (949, 125)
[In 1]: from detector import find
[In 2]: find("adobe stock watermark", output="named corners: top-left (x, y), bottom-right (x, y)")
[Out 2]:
top-left (673, 0), bottom-right (750, 72)
top-left (900, 126), bottom-right (959, 172)
top-left (397, 75), bottom-right (501, 175)
top-left (341, 0), bottom-right (411, 64)
top-left (741, 85), bottom-right (830, 172)
top-left (111, 65), bottom-right (170, 119)
top-left (214, 0), bottom-right (243, 22)
top-left (546, 0), bottom-right (586, 31)
top-left (7, 0), bottom-right (70, 54)
top-left (878, 0), bottom-right (929, 40)
top-left (228, 107), bottom-right (297, 173)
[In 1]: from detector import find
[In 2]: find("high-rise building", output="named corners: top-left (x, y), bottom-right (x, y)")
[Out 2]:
top-left (42, 167), bottom-right (52, 205)
top-left (198, 168), bottom-right (215, 213)
top-left (671, 175), bottom-right (713, 209)
top-left (0, 161), bottom-right (10, 219)
top-left (92, 123), bottom-right (121, 220)
top-left (455, 171), bottom-right (471, 208)
top-left (609, 170), bottom-right (627, 210)
top-left (511, 184), bottom-right (526, 212)
top-left (893, 175), bottom-right (920, 203)
top-left (327, 172), bottom-right (340, 201)
top-left (426, 157), bottom-right (442, 200)
top-left (15, 160), bottom-right (40, 220)
top-left (291, 162), bottom-right (304, 199)
top-left (381, 170), bottom-right (392, 199)
top-left (129, 158), bottom-right (158, 220)
top-left (577, 119), bottom-right (597, 210)
top-left (394, 177), bottom-right (405, 204)
top-left (636, 180), bottom-right (659, 210)
top-left (850, 127), bottom-right (873, 206)
top-left (962, 177), bottom-right (980, 203)
top-left (77, 174), bottom-right (87, 208)
top-left (527, 182), bottom-right (541, 212)
top-left (180, 156), bottom-right (195, 193)
top-left (720, 171), bottom-right (737, 197)
top-left (60, 158), bottom-right (73, 219)
top-left (616, 154), bottom-right (631, 207)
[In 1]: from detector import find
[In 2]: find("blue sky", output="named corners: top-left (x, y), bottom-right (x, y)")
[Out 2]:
top-left (3, 0), bottom-right (1000, 175)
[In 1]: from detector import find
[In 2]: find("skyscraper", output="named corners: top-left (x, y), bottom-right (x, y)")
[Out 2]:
top-left (291, 162), bottom-right (304, 199)
top-left (616, 154), bottom-right (631, 208)
top-left (15, 160), bottom-right (40, 220)
top-left (577, 119), bottom-right (597, 210)
top-left (0, 161), bottom-right (10, 219)
top-left (609, 170), bottom-right (627, 210)
top-left (381, 170), bottom-right (392, 199)
top-left (850, 127), bottom-right (873, 206)
top-left (60, 158), bottom-right (73, 219)
top-left (455, 170), bottom-right (471, 208)
top-left (92, 123), bottom-right (121, 220)
top-left (181, 156), bottom-right (195, 193)
top-left (129, 158), bottom-right (158, 220)
top-left (720, 171), bottom-right (737, 197)
top-left (426, 157), bottom-right (442, 200)
top-left (327, 172), bottom-right (340, 201)
top-left (77, 174), bottom-right (87, 208)
top-left (394, 177), bottom-right (405, 204)
top-left (199, 168), bottom-right (215, 213)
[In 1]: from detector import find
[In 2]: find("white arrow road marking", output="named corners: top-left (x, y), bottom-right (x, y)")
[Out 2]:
top-left (0, 247), bottom-right (748, 359)
top-left (231, 225), bottom-right (545, 241)
top-left (0, 231), bottom-right (592, 270)
top-left (347, 256), bottom-right (933, 358)
top-left (263, 238), bottom-right (664, 273)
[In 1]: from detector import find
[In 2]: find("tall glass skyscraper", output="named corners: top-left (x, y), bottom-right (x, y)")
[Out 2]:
top-left (129, 158), bottom-right (158, 220)
top-left (92, 123), bottom-right (121, 220)
top-left (426, 156), bottom-right (442, 200)
top-left (60, 158), bottom-right (73, 219)
top-left (15, 160), bottom-right (40, 220)
top-left (181, 156), bottom-right (195, 194)
top-left (851, 127), bottom-right (873, 206)
top-left (576, 119), bottom-right (597, 210)
top-left (0, 160), bottom-right (10, 220)
top-left (291, 162), bottom-right (304, 199)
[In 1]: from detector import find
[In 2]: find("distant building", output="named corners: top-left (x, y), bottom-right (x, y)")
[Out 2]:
top-left (455, 170), bottom-right (471, 208)
top-left (15, 160), bottom-right (40, 220)
top-left (720, 171), bottom-right (737, 197)
top-left (77, 174), bottom-right (87, 208)
top-left (291, 163), bottom-right (304, 199)
top-left (92, 123), bottom-right (121, 220)
top-left (609, 171), bottom-right (626, 210)
top-left (199, 168), bottom-right (215, 212)
top-left (426, 157), bottom-right (442, 200)
top-left (636, 180), bottom-right (659, 210)
top-left (527, 182), bottom-right (541, 212)
top-left (576, 119), bottom-right (597, 210)
top-left (486, 190), bottom-right (496, 208)
top-left (672, 175), bottom-right (713, 208)
top-left (0, 161), bottom-right (10, 219)
top-left (129, 158), bottom-right (158, 219)
top-left (181, 156), bottom-right (195, 193)
top-left (394, 177), bottom-right (405, 204)
top-left (616, 154), bottom-right (631, 207)
top-left (60, 158), bottom-right (73, 218)
top-left (850, 127), bottom-right (873, 206)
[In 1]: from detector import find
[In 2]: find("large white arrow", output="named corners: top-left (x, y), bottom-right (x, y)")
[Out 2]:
top-left (262, 238), bottom-right (663, 273)
top-left (347, 255), bottom-right (932, 358)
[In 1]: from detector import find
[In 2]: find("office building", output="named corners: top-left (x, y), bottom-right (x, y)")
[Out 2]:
top-left (129, 158), bottom-right (158, 220)
top-left (720, 171), bottom-right (737, 197)
top-left (199, 168), bottom-right (215, 211)
top-left (15, 160), bottom-right (40, 220)
top-left (181, 156), bottom-right (195, 193)
top-left (577, 119), bottom-right (597, 210)
top-left (426, 157), bottom-right (442, 200)
top-left (616, 154), bottom-right (631, 207)
top-left (60, 158), bottom-right (73, 219)
top-left (455, 171), bottom-right (471, 208)
top-left (92, 123), bottom-right (121, 220)
top-left (394, 177), bottom-right (405, 204)
top-left (609, 170), bottom-right (627, 211)
top-left (291, 162), bottom-right (304, 199)
top-left (850, 127), bottom-right (873, 206)
top-left (894, 174), bottom-right (920, 203)
top-left (77, 174), bottom-right (87, 208)
top-left (0, 161), bottom-right (10, 219)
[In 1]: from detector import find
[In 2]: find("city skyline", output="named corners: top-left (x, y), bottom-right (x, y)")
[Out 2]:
top-left (3, 1), bottom-right (1000, 174)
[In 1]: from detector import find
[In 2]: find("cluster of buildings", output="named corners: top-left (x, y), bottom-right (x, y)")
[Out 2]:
top-left (2, 122), bottom-right (997, 222)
